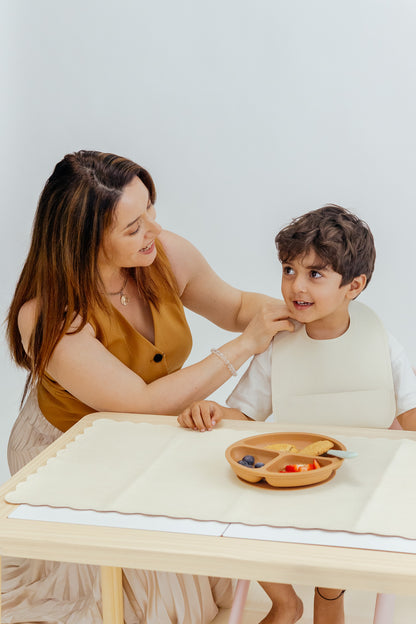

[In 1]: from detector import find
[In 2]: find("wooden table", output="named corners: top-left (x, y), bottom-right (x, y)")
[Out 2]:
top-left (1, 412), bottom-right (416, 623)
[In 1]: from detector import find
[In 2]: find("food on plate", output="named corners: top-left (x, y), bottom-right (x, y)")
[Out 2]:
top-left (265, 443), bottom-right (298, 452)
top-left (238, 455), bottom-right (265, 469)
top-left (301, 440), bottom-right (334, 456)
top-left (242, 455), bottom-right (255, 465)
top-left (226, 432), bottom-right (344, 488)
top-left (279, 459), bottom-right (321, 473)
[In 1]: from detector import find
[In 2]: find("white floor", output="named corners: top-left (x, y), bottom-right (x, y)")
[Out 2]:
top-left (214, 583), bottom-right (416, 623)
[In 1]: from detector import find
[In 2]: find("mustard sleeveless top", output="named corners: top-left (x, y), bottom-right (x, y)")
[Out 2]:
top-left (38, 286), bottom-right (193, 432)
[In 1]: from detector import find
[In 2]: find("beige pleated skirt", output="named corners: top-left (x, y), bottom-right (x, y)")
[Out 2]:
top-left (2, 390), bottom-right (233, 624)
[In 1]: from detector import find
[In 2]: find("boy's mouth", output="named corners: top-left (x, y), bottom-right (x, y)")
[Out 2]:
top-left (293, 300), bottom-right (313, 310)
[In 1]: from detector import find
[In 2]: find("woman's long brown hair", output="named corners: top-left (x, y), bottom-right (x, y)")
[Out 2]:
top-left (7, 150), bottom-right (178, 397)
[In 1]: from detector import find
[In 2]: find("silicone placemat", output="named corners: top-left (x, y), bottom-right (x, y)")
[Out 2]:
top-left (6, 420), bottom-right (416, 539)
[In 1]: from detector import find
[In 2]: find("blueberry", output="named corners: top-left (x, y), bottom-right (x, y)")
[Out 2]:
top-left (242, 455), bottom-right (255, 465)
top-left (238, 459), bottom-right (253, 468)
top-left (254, 462), bottom-right (265, 468)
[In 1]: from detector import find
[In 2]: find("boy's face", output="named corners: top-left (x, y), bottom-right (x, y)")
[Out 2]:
top-left (281, 251), bottom-right (359, 339)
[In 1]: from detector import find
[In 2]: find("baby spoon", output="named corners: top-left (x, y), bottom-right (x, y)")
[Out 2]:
top-left (326, 449), bottom-right (358, 459)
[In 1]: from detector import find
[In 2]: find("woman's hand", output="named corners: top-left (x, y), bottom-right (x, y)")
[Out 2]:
top-left (238, 301), bottom-right (295, 355)
top-left (178, 401), bottom-right (248, 431)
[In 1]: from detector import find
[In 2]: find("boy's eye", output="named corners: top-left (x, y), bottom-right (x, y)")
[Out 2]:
top-left (283, 266), bottom-right (295, 276)
top-left (310, 270), bottom-right (323, 279)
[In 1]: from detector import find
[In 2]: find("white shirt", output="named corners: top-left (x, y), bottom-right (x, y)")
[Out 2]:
top-left (227, 333), bottom-right (416, 421)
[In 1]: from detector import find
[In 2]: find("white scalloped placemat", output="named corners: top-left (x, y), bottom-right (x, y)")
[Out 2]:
top-left (6, 419), bottom-right (416, 539)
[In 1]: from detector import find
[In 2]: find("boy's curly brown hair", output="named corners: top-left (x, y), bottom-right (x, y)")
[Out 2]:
top-left (275, 204), bottom-right (376, 288)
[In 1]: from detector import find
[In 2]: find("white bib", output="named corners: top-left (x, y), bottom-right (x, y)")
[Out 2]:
top-left (271, 302), bottom-right (396, 427)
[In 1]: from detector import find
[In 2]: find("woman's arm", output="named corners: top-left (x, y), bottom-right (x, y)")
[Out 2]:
top-left (18, 231), bottom-right (292, 416)
top-left (18, 298), bottom-right (293, 416)
top-left (159, 230), bottom-right (286, 331)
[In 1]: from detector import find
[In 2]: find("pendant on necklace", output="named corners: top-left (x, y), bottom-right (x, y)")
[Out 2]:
top-left (120, 293), bottom-right (129, 306)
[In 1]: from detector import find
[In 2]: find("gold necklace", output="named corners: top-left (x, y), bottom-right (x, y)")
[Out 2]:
top-left (106, 273), bottom-right (129, 306)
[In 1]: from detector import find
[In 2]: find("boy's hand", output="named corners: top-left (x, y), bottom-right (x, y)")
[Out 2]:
top-left (178, 402), bottom-right (250, 431)
top-left (178, 400), bottom-right (225, 431)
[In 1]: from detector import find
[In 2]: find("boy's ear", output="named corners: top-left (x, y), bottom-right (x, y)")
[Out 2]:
top-left (346, 274), bottom-right (367, 300)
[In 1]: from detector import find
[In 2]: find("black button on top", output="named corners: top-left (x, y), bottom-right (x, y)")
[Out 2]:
top-left (153, 353), bottom-right (164, 363)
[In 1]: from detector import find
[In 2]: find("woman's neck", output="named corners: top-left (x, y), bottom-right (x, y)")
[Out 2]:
top-left (100, 267), bottom-right (127, 294)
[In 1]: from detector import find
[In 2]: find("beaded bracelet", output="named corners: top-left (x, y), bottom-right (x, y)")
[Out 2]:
top-left (210, 348), bottom-right (238, 377)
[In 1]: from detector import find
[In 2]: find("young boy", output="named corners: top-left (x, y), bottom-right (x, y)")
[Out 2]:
top-left (178, 205), bottom-right (416, 624)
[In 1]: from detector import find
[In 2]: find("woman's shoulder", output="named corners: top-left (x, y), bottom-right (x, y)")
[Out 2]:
top-left (17, 299), bottom-right (38, 352)
top-left (158, 229), bottom-right (207, 295)
top-left (18, 299), bottom-right (38, 331)
top-left (17, 299), bottom-right (96, 354)
top-left (158, 229), bottom-right (197, 257)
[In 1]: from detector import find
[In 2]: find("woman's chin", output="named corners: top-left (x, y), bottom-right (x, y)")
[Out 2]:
top-left (136, 248), bottom-right (157, 266)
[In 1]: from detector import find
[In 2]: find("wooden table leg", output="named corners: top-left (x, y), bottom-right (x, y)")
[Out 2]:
top-left (101, 566), bottom-right (124, 624)
top-left (0, 555), bottom-right (2, 624)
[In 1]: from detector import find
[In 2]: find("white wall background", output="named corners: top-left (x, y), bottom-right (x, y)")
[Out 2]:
top-left (1, 0), bottom-right (416, 484)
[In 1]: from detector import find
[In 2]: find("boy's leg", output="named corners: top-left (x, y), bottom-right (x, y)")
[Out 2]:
top-left (314, 587), bottom-right (345, 624)
top-left (258, 582), bottom-right (303, 624)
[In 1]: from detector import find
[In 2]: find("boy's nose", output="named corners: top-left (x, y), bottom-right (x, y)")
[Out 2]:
top-left (292, 275), bottom-right (307, 292)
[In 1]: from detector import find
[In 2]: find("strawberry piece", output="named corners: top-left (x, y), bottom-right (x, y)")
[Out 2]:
top-left (281, 462), bottom-right (319, 473)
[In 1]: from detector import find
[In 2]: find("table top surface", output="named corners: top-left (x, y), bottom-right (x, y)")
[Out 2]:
top-left (1, 412), bottom-right (416, 595)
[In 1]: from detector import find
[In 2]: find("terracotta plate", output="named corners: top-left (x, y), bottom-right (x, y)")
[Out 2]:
top-left (225, 431), bottom-right (346, 487)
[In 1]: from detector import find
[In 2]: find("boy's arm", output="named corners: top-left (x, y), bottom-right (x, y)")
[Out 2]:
top-left (389, 333), bottom-right (416, 430)
top-left (397, 409), bottom-right (416, 430)
top-left (178, 343), bottom-right (274, 432)
top-left (178, 400), bottom-right (250, 432)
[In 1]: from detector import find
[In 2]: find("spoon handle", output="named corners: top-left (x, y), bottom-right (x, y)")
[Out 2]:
top-left (326, 449), bottom-right (358, 459)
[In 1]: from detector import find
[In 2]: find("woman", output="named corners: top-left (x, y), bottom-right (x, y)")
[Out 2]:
top-left (4, 150), bottom-right (292, 623)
